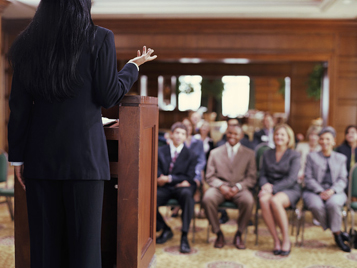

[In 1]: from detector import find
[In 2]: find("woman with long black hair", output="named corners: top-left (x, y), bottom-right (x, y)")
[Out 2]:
top-left (7, 0), bottom-right (156, 267)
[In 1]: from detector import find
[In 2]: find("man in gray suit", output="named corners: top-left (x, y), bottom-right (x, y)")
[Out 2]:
top-left (303, 126), bottom-right (351, 252)
top-left (202, 124), bottom-right (257, 249)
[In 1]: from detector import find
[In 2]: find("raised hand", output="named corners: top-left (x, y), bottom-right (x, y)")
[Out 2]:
top-left (129, 46), bottom-right (157, 67)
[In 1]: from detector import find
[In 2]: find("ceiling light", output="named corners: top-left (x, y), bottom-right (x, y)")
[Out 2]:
top-left (223, 58), bottom-right (250, 64)
top-left (179, 58), bottom-right (202, 64)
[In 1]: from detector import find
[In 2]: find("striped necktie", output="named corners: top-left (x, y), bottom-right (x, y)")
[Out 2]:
top-left (169, 150), bottom-right (178, 174)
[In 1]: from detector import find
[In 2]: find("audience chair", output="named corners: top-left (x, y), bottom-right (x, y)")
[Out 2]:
top-left (162, 198), bottom-right (197, 243)
top-left (0, 152), bottom-right (14, 221)
top-left (348, 163), bottom-right (357, 246)
top-left (295, 201), bottom-right (348, 247)
top-left (206, 201), bottom-right (248, 244)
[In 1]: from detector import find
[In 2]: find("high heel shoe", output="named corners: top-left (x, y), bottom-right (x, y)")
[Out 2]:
top-left (280, 242), bottom-right (291, 256)
top-left (273, 240), bottom-right (282, 255)
top-left (273, 249), bottom-right (282, 255)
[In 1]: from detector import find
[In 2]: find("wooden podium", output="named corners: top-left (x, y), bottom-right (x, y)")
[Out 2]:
top-left (14, 96), bottom-right (158, 268)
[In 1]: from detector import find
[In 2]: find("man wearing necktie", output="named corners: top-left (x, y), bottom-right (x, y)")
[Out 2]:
top-left (156, 122), bottom-right (197, 253)
top-left (202, 124), bottom-right (257, 249)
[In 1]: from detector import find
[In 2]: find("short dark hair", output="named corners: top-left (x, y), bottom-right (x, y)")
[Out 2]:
top-left (227, 117), bottom-right (240, 126)
top-left (171, 122), bottom-right (188, 135)
top-left (344, 125), bottom-right (357, 135)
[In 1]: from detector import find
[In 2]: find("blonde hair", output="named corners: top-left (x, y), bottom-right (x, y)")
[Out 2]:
top-left (306, 125), bottom-right (321, 140)
top-left (274, 124), bottom-right (295, 149)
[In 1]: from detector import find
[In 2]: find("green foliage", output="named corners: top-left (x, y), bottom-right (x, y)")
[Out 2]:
top-left (307, 63), bottom-right (324, 100)
top-left (278, 78), bottom-right (285, 98)
top-left (201, 78), bottom-right (224, 99)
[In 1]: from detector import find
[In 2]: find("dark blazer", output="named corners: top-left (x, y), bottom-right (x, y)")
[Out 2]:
top-left (186, 137), bottom-right (206, 181)
top-left (253, 129), bottom-right (270, 147)
top-left (157, 144), bottom-right (197, 188)
top-left (8, 26), bottom-right (138, 181)
top-left (336, 141), bottom-right (357, 174)
top-left (259, 149), bottom-right (301, 194)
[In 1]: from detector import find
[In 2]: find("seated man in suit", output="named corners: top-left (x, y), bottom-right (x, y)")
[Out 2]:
top-left (202, 124), bottom-right (257, 249)
top-left (156, 122), bottom-right (197, 253)
top-left (253, 112), bottom-right (275, 148)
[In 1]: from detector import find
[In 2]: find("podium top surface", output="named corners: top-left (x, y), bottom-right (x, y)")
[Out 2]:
top-left (121, 95), bottom-right (158, 106)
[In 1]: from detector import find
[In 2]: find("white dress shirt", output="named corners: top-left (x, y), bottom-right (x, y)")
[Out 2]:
top-left (226, 142), bottom-right (243, 190)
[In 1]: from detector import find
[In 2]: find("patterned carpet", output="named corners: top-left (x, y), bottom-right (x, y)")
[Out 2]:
top-left (155, 206), bottom-right (357, 268)
top-left (1, 170), bottom-right (357, 268)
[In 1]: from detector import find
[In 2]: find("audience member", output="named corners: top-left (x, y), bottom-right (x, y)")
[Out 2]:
top-left (296, 125), bottom-right (322, 183)
top-left (182, 118), bottom-right (206, 185)
top-left (190, 111), bottom-right (203, 134)
top-left (216, 118), bottom-right (254, 150)
top-left (303, 127), bottom-right (350, 252)
top-left (258, 124), bottom-right (300, 256)
top-left (156, 122), bottom-right (197, 253)
top-left (336, 125), bottom-right (357, 176)
top-left (202, 124), bottom-right (256, 249)
top-left (194, 120), bottom-right (215, 169)
top-left (253, 113), bottom-right (275, 148)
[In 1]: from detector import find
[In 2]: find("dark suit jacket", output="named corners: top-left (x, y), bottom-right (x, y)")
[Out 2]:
top-left (157, 144), bottom-right (197, 188)
top-left (253, 129), bottom-right (267, 147)
top-left (336, 141), bottom-right (357, 175)
top-left (8, 26), bottom-right (138, 181)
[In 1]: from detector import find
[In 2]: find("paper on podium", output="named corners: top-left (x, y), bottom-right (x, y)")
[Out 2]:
top-left (102, 117), bottom-right (118, 126)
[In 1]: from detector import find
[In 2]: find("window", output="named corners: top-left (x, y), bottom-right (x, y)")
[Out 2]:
top-left (222, 76), bottom-right (250, 117)
top-left (178, 75), bottom-right (202, 111)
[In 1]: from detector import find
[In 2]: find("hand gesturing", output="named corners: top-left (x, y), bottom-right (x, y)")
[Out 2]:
top-left (129, 46), bottom-right (157, 67)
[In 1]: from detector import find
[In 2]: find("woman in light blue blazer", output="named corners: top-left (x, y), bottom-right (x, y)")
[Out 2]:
top-left (303, 126), bottom-right (350, 252)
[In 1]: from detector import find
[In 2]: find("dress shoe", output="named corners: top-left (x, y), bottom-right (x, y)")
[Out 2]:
top-left (219, 210), bottom-right (229, 224)
top-left (340, 232), bottom-right (349, 243)
top-left (280, 243), bottom-right (291, 256)
top-left (233, 231), bottom-right (246, 250)
top-left (214, 231), bottom-right (225, 248)
top-left (334, 233), bottom-right (351, 252)
top-left (180, 236), bottom-right (191, 253)
top-left (156, 229), bottom-right (173, 244)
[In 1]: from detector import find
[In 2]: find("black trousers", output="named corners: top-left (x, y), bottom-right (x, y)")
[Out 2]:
top-left (26, 179), bottom-right (104, 268)
top-left (156, 184), bottom-right (196, 233)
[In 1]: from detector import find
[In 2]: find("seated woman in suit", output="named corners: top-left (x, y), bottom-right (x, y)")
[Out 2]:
top-left (259, 124), bottom-right (301, 256)
top-left (303, 127), bottom-right (350, 252)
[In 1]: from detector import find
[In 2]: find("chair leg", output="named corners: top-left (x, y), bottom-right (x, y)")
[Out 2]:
top-left (207, 222), bottom-right (210, 243)
top-left (301, 210), bottom-right (306, 247)
top-left (350, 210), bottom-right (355, 248)
top-left (290, 210), bottom-right (295, 236)
top-left (6, 197), bottom-right (14, 221)
top-left (192, 207), bottom-right (196, 244)
top-left (255, 206), bottom-right (259, 246)
top-left (295, 209), bottom-right (301, 246)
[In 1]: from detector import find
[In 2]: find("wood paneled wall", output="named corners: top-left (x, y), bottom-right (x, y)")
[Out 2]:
top-left (2, 18), bottom-right (357, 145)
top-left (253, 77), bottom-right (284, 114)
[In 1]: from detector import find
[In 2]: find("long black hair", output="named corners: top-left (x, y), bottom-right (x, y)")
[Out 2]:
top-left (9, 0), bottom-right (97, 102)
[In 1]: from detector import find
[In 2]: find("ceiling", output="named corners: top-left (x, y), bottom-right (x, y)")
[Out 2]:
top-left (3, 0), bottom-right (357, 20)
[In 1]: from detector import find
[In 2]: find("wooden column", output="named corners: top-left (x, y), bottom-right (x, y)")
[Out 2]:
top-left (0, 0), bottom-right (9, 151)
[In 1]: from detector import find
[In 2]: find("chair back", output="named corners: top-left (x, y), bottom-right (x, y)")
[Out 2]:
top-left (348, 163), bottom-right (357, 209)
top-left (255, 144), bottom-right (271, 171)
top-left (0, 152), bottom-right (8, 183)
